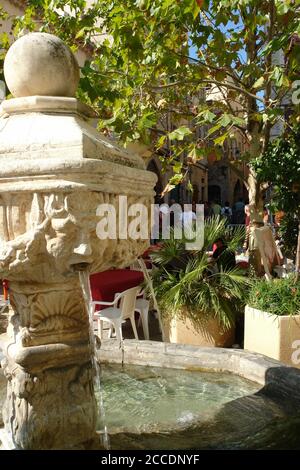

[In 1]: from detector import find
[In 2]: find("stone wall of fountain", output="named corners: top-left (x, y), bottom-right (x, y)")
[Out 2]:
top-left (0, 32), bottom-right (156, 449)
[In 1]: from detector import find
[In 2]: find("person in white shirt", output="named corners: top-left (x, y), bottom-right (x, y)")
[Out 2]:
top-left (180, 207), bottom-right (196, 229)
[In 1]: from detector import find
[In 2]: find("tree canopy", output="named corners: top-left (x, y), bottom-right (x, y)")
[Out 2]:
top-left (1, 0), bottom-right (300, 195)
top-left (253, 124), bottom-right (300, 216)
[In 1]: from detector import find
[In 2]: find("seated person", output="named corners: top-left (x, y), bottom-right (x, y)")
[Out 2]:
top-left (212, 238), bottom-right (236, 270)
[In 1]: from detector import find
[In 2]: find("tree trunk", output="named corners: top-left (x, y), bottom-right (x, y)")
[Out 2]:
top-left (242, 3), bottom-right (278, 278)
top-left (247, 168), bottom-right (265, 276)
top-left (247, 131), bottom-right (265, 276)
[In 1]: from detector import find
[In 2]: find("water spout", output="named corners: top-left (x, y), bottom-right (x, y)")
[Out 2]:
top-left (71, 262), bottom-right (91, 272)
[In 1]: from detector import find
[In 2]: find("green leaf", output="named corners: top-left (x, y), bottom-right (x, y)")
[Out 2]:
top-left (219, 113), bottom-right (232, 128)
top-left (186, 180), bottom-right (193, 192)
top-left (168, 126), bottom-right (193, 141)
top-left (173, 161), bottom-right (183, 174)
top-left (187, 145), bottom-right (205, 162)
top-left (214, 132), bottom-right (229, 146)
top-left (197, 109), bottom-right (216, 123)
top-left (157, 135), bottom-right (167, 148)
top-left (169, 174), bottom-right (184, 185)
top-left (75, 28), bottom-right (86, 39)
top-left (207, 123), bottom-right (222, 136)
top-left (232, 116), bottom-right (246, 127)
top-left (253, 76), bottom-right (265, 89)
top-left (276, 0), bottom-right (291, 15)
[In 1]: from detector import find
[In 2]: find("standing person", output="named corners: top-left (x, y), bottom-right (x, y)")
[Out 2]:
top-left (180, 203), bottom-right (196, 230)
top-left (211, 200), bottom-right (222, 217)
top-left (169, 198), bottom-right (177, 228)
top-left (157, 199), bottom-right (170, 241)
top-left (263, 206), bottom-right (269, 224)
top-left (244, 204), bottom-right (250, 227)
top-left (221, 201), bottom-right (232, 224)
top-left (212, 238), bottom-right (236, 270)
top-left (204, 201), bottom-right (213, 219)
top-left (274, 210), bottom-right (285, 227)
top-left (243, 204), bottom-right (251, 251)
top-left (233, 198), bottom-right (245, 225)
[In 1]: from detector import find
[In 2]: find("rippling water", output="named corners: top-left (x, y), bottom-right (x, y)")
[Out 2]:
top-left (99, 364), bottom-right (260, 434)
top-left (99, 364), bottom-right (300, 450)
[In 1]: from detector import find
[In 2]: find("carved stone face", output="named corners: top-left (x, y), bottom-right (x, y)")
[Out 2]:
top-left (0, 190), bottom-right (151, 283)
top-left (44, 192), bottom-right (106, 276)
top-left (0, 191), bottom-right (104, 281)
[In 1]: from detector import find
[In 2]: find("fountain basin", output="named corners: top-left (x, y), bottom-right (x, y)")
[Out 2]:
top-left (1, 339), bottom-right (300, 449)
top-left (98, 340), bottom-right (300, 450)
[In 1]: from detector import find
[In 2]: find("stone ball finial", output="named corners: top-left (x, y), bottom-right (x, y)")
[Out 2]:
top-left (4, 32), bottom-right (80, 98)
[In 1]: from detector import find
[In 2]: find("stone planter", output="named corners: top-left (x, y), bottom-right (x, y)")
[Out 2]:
top-left (244, 305), bottom-right (300, 368)
top-left (163, 312), bottom-right (235, 347)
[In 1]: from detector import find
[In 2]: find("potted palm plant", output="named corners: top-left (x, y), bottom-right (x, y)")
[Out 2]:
top-left (245, 276), bottom-right (300, 367)
top-left (150, 217), bottom-right (249, 347)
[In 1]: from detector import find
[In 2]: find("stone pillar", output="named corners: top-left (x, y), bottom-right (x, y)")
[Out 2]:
top-left (2, 281), bottom-right (96, 449)
top-left (0, 32), bottom-right (156, 449)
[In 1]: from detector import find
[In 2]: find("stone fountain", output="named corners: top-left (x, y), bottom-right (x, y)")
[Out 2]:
top-left (0, 32), bottom-right (156, 449)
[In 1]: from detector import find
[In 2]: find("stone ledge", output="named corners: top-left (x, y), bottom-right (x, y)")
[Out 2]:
top-left (98, 339), bottom-right (300, 392)
top-left (0, 96), bottom-right (95, 118)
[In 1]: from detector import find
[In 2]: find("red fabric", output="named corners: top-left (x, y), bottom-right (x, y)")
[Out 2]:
top-left (143, 260), bottom-right (152, 269)
top-left (142, 244), bottom-right (162, 269)
top-left (90, 269), bottom-right (144, 306)
top-left (212, 240), bottom-right (224, 253)
top-left (142, 244), bottom-right (161, 258)
top-left (236, 261), bottom-right (249, 269)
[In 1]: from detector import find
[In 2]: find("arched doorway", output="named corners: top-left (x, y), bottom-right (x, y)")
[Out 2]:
top-left (147, 159), bottom-right (163, 204)
top-left (233, 180), bottom-right (248, 204)
top-left (208, 185), bottom-right (221, 204)
top-left (233, 180), bottom-right (242, 202)
top-left (169, 185), bottom-right (180, 203)
top-left (192, 184), bottom-right (199, 203)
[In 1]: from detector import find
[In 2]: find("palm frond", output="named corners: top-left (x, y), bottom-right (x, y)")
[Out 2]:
top-left (225, 225), bottom-right (246, 251)
top-left (150, 216), bottom-right (249, 331)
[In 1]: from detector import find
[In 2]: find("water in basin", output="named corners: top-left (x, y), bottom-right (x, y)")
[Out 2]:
top-left (98, 364), bottom-right (300, 450)
top-left (99, 364), bottom-right (260, 433)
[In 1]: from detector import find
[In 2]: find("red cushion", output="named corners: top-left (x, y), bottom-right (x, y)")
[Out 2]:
top-left (236, 261), bottom-right (249, 269)
top-left (90, 269), bottom-right (144, 308)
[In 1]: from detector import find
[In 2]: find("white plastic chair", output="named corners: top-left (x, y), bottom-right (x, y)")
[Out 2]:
top-left (135, 289), bottom-right (150, 340)
top-left (92, 286), bottom-right (140, 342)
top-left (111, 288), bottom-right (150, 340)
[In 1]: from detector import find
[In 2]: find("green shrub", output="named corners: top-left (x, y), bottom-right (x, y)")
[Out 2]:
top-left (150, 217), bottom-right (250, 331)
top-left (277, 214), bottom-right (298, 259)
top-left (247, 276), bottom-right (300, 316)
